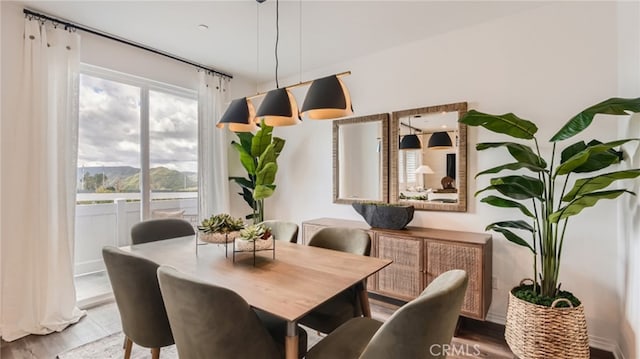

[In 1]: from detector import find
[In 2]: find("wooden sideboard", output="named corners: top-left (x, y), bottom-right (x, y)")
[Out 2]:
top-left (301, 218), bottom-right (492, 320)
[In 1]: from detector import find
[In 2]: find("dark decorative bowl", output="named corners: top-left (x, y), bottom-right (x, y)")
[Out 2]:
top-left (352, 203), bottom-right (414, 230)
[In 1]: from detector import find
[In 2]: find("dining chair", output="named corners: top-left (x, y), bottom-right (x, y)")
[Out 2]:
top-left (306, 269), bottom-right (469, 359)
top-left (130, 218), bottom-right (195, 245)
top-left (157, 266), bottom-right (308, 359)
top-left (102, 246), bottom-right (174, 359)
top-left (299, 227), bottom-right (372, 334)
top-left (260, 220), bottom-right (299, 243)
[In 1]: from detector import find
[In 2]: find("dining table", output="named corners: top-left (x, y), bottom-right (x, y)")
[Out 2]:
top-left (121, 236), bottom-right (392, 359)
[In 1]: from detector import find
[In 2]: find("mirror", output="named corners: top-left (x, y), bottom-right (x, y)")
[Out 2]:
top-left (390, 102), bottom-right (468, 211)
top-left (333, 113), bottom-right (389, 204)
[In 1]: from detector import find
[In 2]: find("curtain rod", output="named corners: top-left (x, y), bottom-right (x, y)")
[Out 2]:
top-left (23, 8), bottom-right (233, 79)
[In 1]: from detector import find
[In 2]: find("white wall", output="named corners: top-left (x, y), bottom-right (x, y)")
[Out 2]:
top-left (229, 2), bottom-right (637, 353)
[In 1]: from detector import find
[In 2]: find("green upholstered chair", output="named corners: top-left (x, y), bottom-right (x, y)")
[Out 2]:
top-left (157, 266), bottom-right (308, 359)
top-left (130, 218), bottom-right (195, 245)
top-left (102, 246), bottom-right (174, 359)
top-left (299, 227), bottom-right (372, 334)
top-left (260, 220), bottom-right (299, 243)
top-left (306, 269), bottom-right (469, 359)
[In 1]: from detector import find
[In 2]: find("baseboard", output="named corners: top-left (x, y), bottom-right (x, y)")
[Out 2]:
top-left (77, 293), bottom-right (114, 310)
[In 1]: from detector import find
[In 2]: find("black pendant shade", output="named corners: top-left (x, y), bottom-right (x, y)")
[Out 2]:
top-left (256, 88), bottom-right (301, 126)
top-left (216, 97), bottom-right (257, 132)
top-left (399, 134), bottom-right (422, 150)
top-left (428, 131), bottom-right (453, 149)
top-left (300, 75), bottom-right (353, 120)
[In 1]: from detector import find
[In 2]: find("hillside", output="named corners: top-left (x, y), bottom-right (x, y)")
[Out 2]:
top-left (77, 166), bottom-right (197, 192)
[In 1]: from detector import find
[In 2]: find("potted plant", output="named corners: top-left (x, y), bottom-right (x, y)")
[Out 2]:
top-left (197, 213), bottom-right (245, 243)
top-left (230, 120), bottom-right (285, 223)
top-left (459, 97), bottom-right (640, 359)
top-left (236, 223), bottom-right (274, 251)
top-left (352, 202), bottom-right (414, 230)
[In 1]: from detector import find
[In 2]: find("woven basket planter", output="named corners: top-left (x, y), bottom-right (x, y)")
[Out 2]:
top-left (199, 231), bottom-right (239, 244)
top-left (505, 284), bottom-right (589, 359)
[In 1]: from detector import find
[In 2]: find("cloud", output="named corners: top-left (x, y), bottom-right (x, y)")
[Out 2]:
top-left (78, 74), bottom-right (198, 173)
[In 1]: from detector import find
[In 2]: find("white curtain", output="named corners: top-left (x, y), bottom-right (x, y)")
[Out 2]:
top-left (197, 72), bottom-right (230, 219)
top-left (0, 19), bottom-right (85, 341)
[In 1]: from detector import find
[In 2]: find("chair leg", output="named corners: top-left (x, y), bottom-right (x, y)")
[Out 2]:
top-left (123, 337), bottom-right (133, 359)
top-left (151, 348), bottom-right (160, 359)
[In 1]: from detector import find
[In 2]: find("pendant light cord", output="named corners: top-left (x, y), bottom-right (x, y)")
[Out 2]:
top-left (275, 0), bottom-right (280, 88)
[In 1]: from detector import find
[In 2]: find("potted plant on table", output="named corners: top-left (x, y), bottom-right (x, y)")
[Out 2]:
top-left (197, 213), bottom-right (245, 244)
top-left (236, 223), bottom-right (274, 251)
top-left (459, 97), bottom-right (640, 359)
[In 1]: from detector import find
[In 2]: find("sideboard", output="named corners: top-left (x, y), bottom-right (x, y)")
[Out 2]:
top-left (301, 218), bottom-right (492, 320)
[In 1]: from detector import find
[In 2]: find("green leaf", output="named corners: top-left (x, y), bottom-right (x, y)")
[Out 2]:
top-left (550, 190), bottom-right (635, 222)
top-left (236, 132), bottom-right (254, 154)
top-left (253, 184), bottom-right (275, 200)
top-left (480, 195), bottom-right (534, 217)
top-left (240, 187), bottom-right (255, 209)
top-left (487, 220), bottom-right (534, 232)
top-left (256, 162), bottom-right (278, 186)
top-left (560, 140), bottom-right (621, 173)
top-left (562, 169), bottom-right (640, 202)
top-left (551, 97), bottom-right (640, 142)
top-left (486, 226), bottom-right (535, 252)
top-left (256, 144), bottom-right (276, 173)
top-left (489, 175), bottom-right (544, 200)
top-left (476, 142), bottom-right (546, 168)
top-left (476, 162), bottom-right (546, 177)
top-left (555, 139), bottom-right (639, 176)
top-left (251, 120), bottom-right (273, 157)
top-left (229, 176), bottom-right (254, 190)
top-left (272, 137), bottom-right (286, 158)
top-left (232, 142), bottom-right (256, 175)
top-left (459, 110), bottom-right (538, 139)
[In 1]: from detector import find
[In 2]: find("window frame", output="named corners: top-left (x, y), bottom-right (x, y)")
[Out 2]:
top-left (79, 64), bottom-right (198, 220)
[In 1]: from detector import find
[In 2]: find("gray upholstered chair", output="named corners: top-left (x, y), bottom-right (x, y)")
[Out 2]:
top-left (102, 246), bottom-right (174, 359)
top-left (130, 218), bottom-right (195, 245)
top-left (260, 220), bottom-right (299, 243)
top-left (306, 269), bottom-right (469, 359)
top-left (157, 266), bottom-right (308, 359)
top-left (299, 227), bottom-right (372, 333)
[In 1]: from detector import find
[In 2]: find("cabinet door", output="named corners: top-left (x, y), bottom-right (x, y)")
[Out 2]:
top-left (301, 224), bottom-right (325, 245)
top-left (375, 234), bottom-right (423, 300)
top-left (425, 240), bottom-right (483, 319)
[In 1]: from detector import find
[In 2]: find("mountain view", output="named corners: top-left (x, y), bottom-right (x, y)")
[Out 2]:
top-left (77, 166), bottom-right (197, 192)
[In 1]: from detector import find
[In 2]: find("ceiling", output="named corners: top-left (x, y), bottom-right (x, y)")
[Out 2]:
top-left (19, 1), bottom-right (543, 82)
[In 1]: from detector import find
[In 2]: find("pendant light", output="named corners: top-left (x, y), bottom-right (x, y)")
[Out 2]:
top-left (216, 97), bottom-right (257, 132)
top-left (300, 74), bottom-right (353, 119)
top-left (399, 116), bottom-right (422, 150)
top-left (428, 132), bottom-right (453, 149)
top-left (256, 0), bottom-right (301, 126)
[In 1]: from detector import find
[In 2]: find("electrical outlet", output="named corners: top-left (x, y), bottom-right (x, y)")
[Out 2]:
top-left (492, 276), bottom-right (498, 289)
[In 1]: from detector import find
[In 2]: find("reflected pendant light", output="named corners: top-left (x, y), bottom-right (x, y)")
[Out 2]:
top-left (256, 88), bottom-right (301, 126)
top-left (399, 134), bottom-right (422, 150)
top-left (428, 131), bottom-right (453, 149)
top-left (217, 97), bottom-right (257, 132)
top-left (300, 75), bottom-right (353, 120)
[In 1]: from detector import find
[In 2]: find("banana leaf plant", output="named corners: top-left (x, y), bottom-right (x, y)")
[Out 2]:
top-left (460, 97), bottom-right (640, 301)
top-left (229, 120), bottom-right (285, 223)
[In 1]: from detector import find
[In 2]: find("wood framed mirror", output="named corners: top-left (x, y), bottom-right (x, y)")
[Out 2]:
top-left (390, 102), bottom-right (468, 211)
top-left (333, 113), bottom-right (389, 204)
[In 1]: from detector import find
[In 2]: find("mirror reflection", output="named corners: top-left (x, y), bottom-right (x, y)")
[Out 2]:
top-left (390, 102), bottom-right (468, 212)
top-left (333, 113), bottom-right (389, 204)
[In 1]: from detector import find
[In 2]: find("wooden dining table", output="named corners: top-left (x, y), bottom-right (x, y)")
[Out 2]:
top-left (121, 236), bottom-right (392, 359)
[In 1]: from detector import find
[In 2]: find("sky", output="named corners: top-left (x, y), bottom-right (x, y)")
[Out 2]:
top-left (78, 73), bottom-right (198, 173)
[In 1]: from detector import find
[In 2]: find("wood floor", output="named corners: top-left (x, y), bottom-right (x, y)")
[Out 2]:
top-left (1, 299), bottom-right (614, 359)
